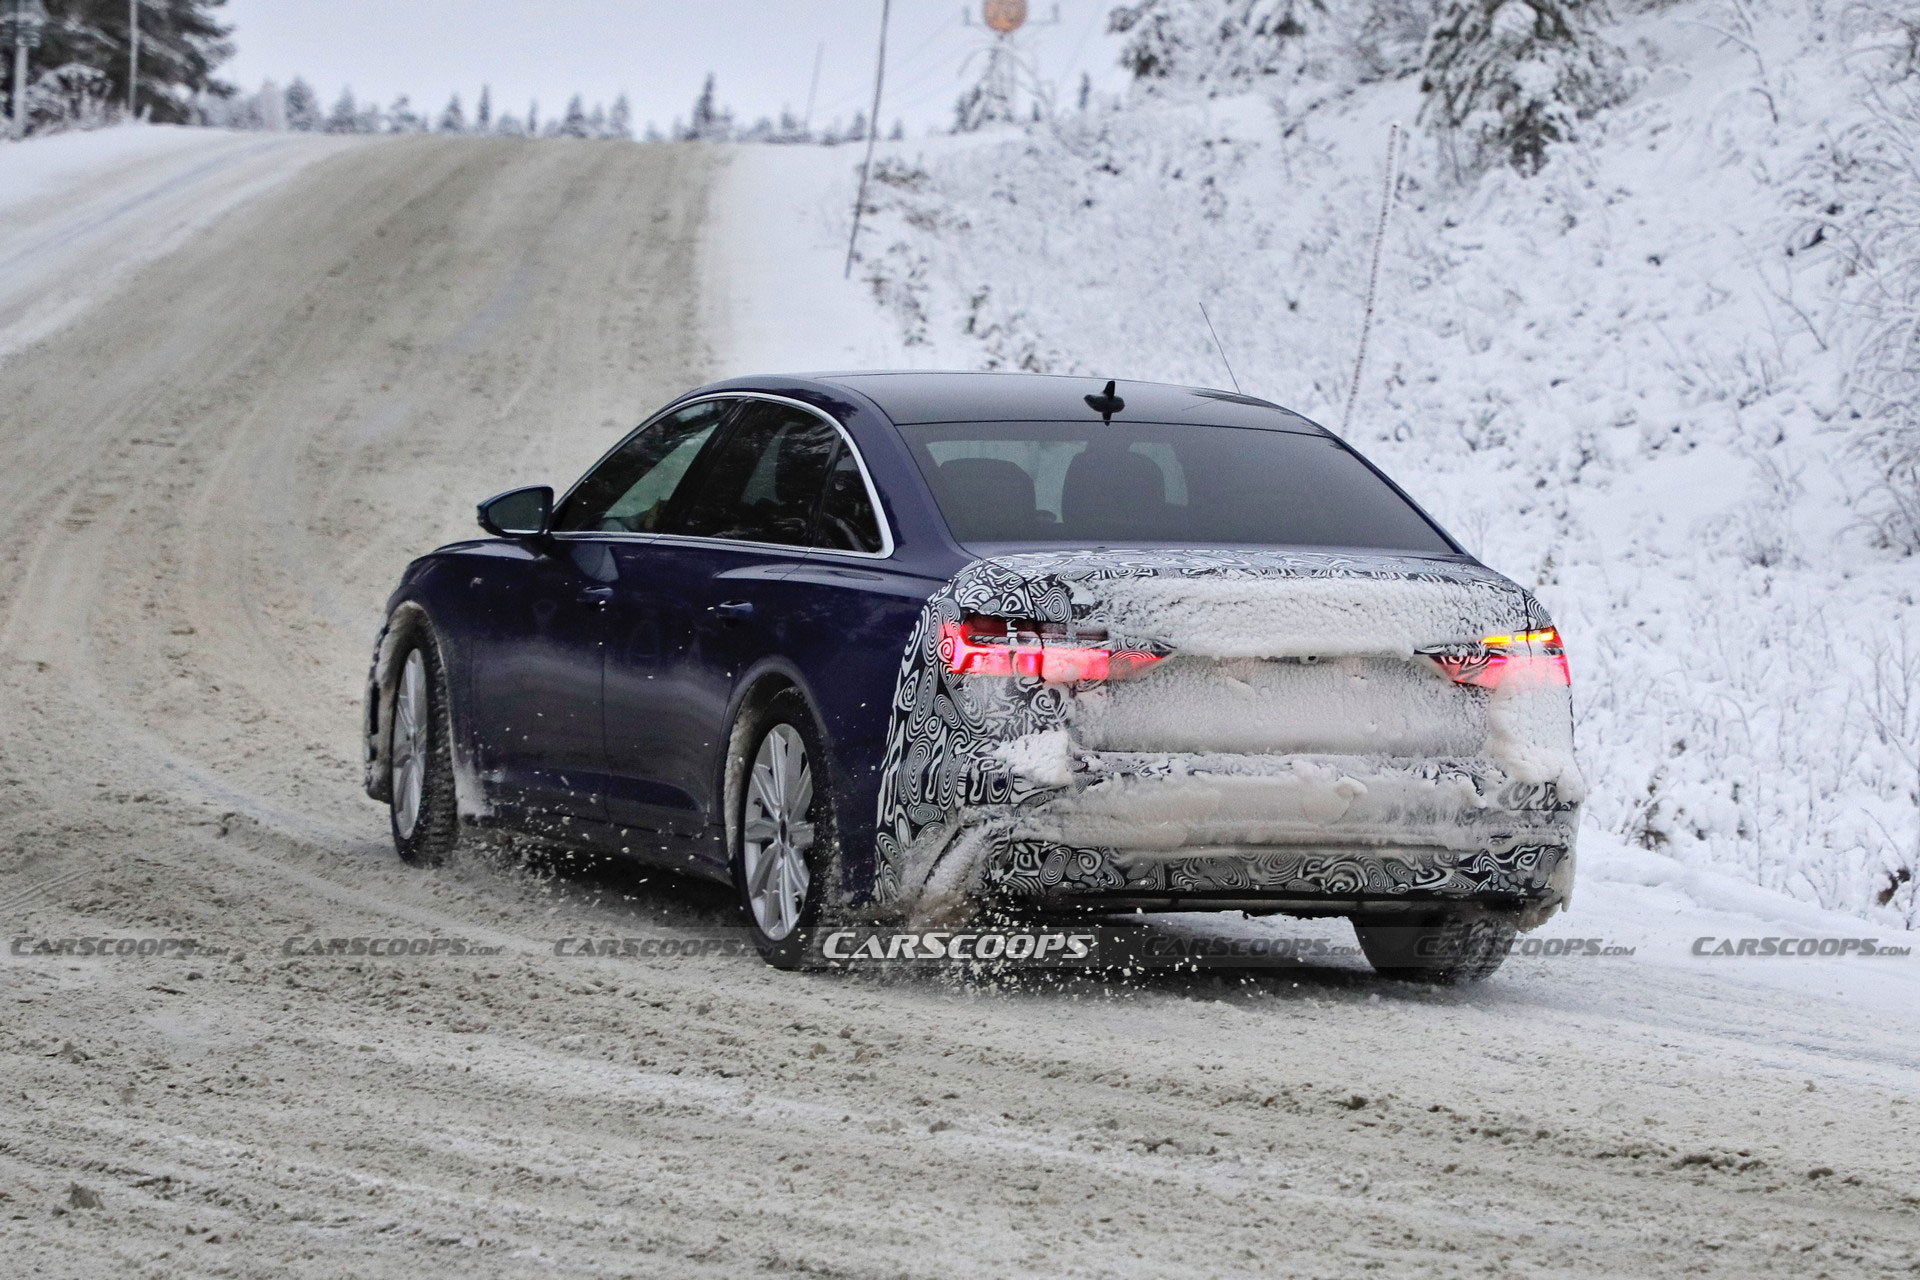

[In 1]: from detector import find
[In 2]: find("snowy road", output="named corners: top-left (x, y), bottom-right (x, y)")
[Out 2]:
top-left (0, 133), bottom-right (1916, 1277)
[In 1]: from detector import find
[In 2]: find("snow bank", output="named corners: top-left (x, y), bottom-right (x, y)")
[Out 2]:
top-left (806, 1), bottom-right (1919, 925)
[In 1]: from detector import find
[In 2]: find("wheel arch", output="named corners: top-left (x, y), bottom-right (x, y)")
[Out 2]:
top-left (718, 662), bottom-right (858, 901)
top-left (364, 601), bottom-right (438, 802)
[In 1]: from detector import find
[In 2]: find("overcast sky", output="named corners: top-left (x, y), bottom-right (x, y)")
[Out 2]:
top-left (221, 1), bottom-right (1129, 134)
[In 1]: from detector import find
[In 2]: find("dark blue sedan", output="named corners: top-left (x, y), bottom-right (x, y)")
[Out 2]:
top-left (365, 373), bottom-right (1582, 978)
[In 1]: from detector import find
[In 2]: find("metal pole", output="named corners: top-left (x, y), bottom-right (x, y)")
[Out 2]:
top-left (802, 41), bottom-right (823, 135)
top-left (128, 0), bottom-right (139, 119)
top-left (843, 0), bottom-right (891, 280)
top-left (12, 39), bottom-right (25, 138)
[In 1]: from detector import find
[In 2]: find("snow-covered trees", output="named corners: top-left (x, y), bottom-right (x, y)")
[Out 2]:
top-left (1108, 0), bottom-right (1318, 93)
top-left (1419, 0), bottom-right (1625, 176)
top-left (682, 74), bottom-right (734, 141)
top-left (555, 94), bottom-right (591, 139)
top-left (386, 94), bottom-right (423, 134)
top-left (284, 77), bottom-right (322, 132)
top-left (30, 0), bottom-right (233, 125)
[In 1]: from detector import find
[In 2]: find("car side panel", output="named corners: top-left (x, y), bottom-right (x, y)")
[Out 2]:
top-left (776, 557), bottom-right (949, 903)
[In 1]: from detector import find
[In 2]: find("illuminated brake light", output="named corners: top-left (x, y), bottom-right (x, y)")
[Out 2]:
top-left (939, 616), bottom-right (1164, 684)
top-left (1424, 627), bottom-right (1571, 689)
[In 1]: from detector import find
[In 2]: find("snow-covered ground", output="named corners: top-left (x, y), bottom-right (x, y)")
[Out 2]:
top-left (722, 0), bottom-right (1920, 929)
top-left (0, 125), bottom-right (347, 359)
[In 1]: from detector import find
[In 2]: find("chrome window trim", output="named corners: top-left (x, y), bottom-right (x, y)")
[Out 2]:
top-left (552, 391), bottom-right (895, 559)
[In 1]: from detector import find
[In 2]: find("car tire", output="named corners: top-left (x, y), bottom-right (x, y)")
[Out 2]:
top-left (730, 689), bottom-right (839, 970)
top-left (1352, 909), bottom-right (1517, 984)
top-left (388, 625), bottom-right (460, 868)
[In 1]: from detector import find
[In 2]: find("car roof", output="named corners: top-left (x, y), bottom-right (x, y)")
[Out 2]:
top-left (801, 371), bottom-right (1329, 434)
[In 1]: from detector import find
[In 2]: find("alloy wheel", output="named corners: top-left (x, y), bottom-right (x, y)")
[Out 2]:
top-left (392, 649), bottom-right (428, 840)
top-left (741, 723), bottom-right (815, 941)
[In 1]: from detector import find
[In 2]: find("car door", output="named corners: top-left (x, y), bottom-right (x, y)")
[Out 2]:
top-left (464, 399), bottom-right (732, 829)
top-left (601, 399), bottom-right (847, 858)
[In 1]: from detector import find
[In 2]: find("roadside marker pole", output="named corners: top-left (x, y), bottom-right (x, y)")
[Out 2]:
top-left (844, 0), bottom-right (892, 280)
top-left (1343, 121), bottom-right (1404, 435)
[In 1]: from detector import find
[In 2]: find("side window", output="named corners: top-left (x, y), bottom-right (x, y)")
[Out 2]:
top-left (552, 400), bottom-right (731, 534)
top-left (667, 403), bottom-right (841, 547)
top-left (816, 444), bottom-right (885, 553)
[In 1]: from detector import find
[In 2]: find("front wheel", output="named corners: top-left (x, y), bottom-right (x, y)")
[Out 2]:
top-left (389, 630), bottom-right (459, 867)
top-left (730, 690), bottom-right (838, 969)
top-left (1352, 909), bottom-right (1517, 984)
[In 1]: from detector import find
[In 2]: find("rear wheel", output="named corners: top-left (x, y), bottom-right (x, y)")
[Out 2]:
top-left (731, 690), bottom-right (837, 969)
top-left (389, 629), bottom-right (459, 867)
top-left (1352, 909), bottom-right (1517, 984)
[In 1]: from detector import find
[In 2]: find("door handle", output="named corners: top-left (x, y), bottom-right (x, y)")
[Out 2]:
top-left (577, 585), bottom-right (614, 606)
top-left (710, 600), bottom-right (755, 622)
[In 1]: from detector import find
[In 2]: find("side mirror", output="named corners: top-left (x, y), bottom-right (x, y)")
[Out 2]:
top-left (477, 485), bottom-right (553, 538)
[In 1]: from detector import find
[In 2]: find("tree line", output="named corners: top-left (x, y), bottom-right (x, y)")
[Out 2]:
top-left (206, 73), bottom-right (904, 147)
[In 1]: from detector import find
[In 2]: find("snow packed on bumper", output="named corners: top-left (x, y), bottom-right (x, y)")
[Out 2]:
top-left (872, 549), bottom-right (1582, 918)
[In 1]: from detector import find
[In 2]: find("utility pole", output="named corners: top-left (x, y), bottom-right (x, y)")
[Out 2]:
top-left (128, 0), bottom-right (139, 119)
top-left (843, 0), bottom-right (891, 280)
top-left (802, 41), bottom-right (823, 136)
top-left (3, 0), bottom-right (49, 139)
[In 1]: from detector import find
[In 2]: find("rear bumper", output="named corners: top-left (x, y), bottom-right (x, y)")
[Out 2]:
top-left (927, 750), bottom-right (1579, 921)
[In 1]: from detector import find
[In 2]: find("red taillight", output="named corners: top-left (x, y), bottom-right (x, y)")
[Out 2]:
top-left (1425, 627), bottom-right (1571, 689)
top-left (940, 616), bottom-right (1164, 684)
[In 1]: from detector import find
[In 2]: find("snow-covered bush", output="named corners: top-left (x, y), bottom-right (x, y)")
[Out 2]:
top-left (23, 62), bottom-right (115, 134)
top-left (1801, 13), bottom-right (1920, 554)
top-left (1420, 0), bottom-right (1628, 175)
top-left (1109, 0), bottom-right (1320, 93)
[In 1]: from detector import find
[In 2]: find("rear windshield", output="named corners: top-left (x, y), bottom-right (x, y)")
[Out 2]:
top-left (899, 421), bottom-right (1453, 553)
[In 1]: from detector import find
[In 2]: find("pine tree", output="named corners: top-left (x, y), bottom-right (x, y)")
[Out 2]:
top-left (527, 100), bottom-right (539, 135)
top-left (35, 0), bottom-right (235, 124)
top-left (325, 87), bottom-right (360, 134)
top-left (387, 94), bottom-right (422, 133)
top-left (608, 94), bottom-right (633, 140)
top-left (283, 76), bottom-right (321, 131)
top-left (476, 84), bottom-right (492, 130)
top-left (1420, 0), bottom-right (1624, 176)
top-left (438, 93), bottom-right (466, 133)
top-left (1078, 71), bottom-right (1092, 111)
top-left (559, 93), bottom-right (590, 138)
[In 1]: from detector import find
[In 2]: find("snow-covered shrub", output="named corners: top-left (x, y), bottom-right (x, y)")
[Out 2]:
top-left (23, 62), bottom-right (115, 133)
top-left (1109, 0), bottom-right (1321, 94)
top-left (1338, 0), bottom-right (1445, 82)
top-left (1801, 14), bottom-right (1920, 553)
top-left (1420, 0), bottom-right (1627, 175)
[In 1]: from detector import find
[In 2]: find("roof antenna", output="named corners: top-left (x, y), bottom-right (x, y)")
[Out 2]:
top-left (1084, 379), bottom-right (1125, 423)
top-left (1199, 302), bottom-right (1241, 394)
